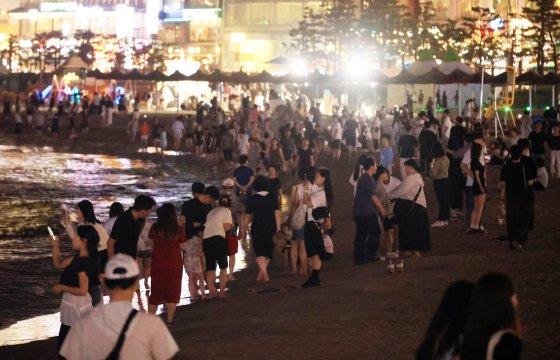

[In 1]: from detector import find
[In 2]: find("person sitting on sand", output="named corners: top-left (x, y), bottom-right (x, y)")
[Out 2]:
top-left (60, 254), bottom-right (179, 359)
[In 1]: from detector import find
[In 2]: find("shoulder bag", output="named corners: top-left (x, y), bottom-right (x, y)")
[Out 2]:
top-left (290, 185), bottom-right (306, 231)
top-left (393, 186), bottom-right (422, 218)
top-left (106, 309), bottom-right (138, 360)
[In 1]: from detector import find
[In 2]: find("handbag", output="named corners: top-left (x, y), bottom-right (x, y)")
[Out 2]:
top-left (290, 186), bottom-right (306, 231)
top-left (106, 309), bottom-right (138, 360)
top-left (393, 186), bottom-right (422, 218)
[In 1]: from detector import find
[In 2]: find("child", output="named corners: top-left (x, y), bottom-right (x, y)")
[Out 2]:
top-left (182, 226), bottom-right (206, 301)
top-left (379, 134), bottom-right (394, 175)
top-left (535, 158), bottom-right (548, 190)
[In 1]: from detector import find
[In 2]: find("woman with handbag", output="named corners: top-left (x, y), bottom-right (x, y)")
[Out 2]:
top-left (302, 168), bottom-right (333, 288)
top-left (286, 166), bottom-right (316, 276)
top-left (374, 166), bottom-right (401, 259)
top-left (390, 159), bottom-right (430, 258)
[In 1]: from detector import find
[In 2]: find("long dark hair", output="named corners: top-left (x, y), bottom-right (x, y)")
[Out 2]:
top-left (470, 143), bottom-right (483, 170)
top-left (109, 202), bottom-right (124, 218)
top-left (153, 203), bottom-right (179, 240)
top-left (353, 154), bottom-right (368, 181)
top-left (461, 273), bottom-right (520, 359)
top-left (318, 168), bottom-right (333, 209)
top-left (77, 200), bottom-right (100, 224)
top-left (416, 280), bottom-right (474, 360)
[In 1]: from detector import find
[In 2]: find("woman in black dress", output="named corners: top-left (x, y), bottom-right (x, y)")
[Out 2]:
top-left (468, 143), bottom-right (486, 234)
top-left (461, 273), bottom-right (522, 360)
top-left (302, 168), bottom-right (333, 288)
top-left (243, 176), bottom-right (282, 283)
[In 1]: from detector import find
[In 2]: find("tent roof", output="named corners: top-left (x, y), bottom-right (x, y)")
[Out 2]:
top-left (437, 61), bottom-right (474, 75)
top-left (516, 70), bottom-right (540, 85)
top-left (413, 68), bottom-right (447, 84)
top-left (407, 61), bottom-right (438, 76)
top-left (61, 56), bottom-right (90, 70)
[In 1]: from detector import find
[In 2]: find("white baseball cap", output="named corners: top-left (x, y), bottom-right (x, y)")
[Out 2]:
top-left (222, 178), bottom-right (235, 187)
top-left (104, 254), bottom-right (140, 280)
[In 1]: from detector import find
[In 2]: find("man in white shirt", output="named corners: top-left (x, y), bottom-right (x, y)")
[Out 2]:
top-left (330, 119), bottom-right (342, 160)
top-left (460, 132), bottom-right (486, 231)
top-left (60, 254), bottom-right (179, 360)
top-left (441, 109), bottom-right (452, 148)
top-left (171, 116), bottom-right (185, 151)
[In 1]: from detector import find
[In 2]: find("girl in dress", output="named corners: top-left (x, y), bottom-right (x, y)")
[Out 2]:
top-left (468, 143), bottom-right (487, 234)
top-left (183, 226), bottom-right (206, 301)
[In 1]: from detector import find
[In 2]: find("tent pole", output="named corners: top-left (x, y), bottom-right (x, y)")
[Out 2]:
top-left (529, 85), bottom-right (532, 116)
top-left (458, 84), bottom-right (462, 115)
top-left (479, 71), bottom-right (484, 120)
top-left (176, 81), bottom-right (179, 113)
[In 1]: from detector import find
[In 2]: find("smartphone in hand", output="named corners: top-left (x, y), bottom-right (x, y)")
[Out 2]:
top-left (47, 226), bottom-right (55, 238)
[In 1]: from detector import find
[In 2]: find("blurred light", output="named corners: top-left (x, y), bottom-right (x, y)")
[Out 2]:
top-left (489, 18), bottom-right (504, 31)
top-left (525, 106), bottom-right (531, 112)
top-left (290, 59), bottom-right (306, 76)
top-left (345, 55), bottom-right (368, 77)
top-left (504, 106), bottom-right (511, 113)
top-left (230, 33), bottom-right (246, 42)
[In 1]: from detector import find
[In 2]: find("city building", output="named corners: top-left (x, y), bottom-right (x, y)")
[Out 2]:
top-left (221, 0), bottom-right (322, 73)
top-left (8, 0), bottom-right (162, 39)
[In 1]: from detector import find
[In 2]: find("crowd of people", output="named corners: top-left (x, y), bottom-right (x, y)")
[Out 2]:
top-left (29, 89), bottom-right (559, 359)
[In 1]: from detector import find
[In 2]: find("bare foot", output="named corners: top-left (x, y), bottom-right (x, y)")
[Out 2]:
top-left (227, 274), bottom-right (236, 281)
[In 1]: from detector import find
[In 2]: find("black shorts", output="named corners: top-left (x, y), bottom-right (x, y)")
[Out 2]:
top-left (203, 235), bottom-right (228, 271)
top-left (330, 139), bottom-right (341, 149)
top-left (186, 133), bottom-right (194, 139)
top-left (383, 217), bottom-right (397, 230)
top-left (346, 137), bottom-right (357, 147)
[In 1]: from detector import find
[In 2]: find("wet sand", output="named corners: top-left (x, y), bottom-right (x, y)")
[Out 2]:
top-left (1, 118), bottom-right (559, 359)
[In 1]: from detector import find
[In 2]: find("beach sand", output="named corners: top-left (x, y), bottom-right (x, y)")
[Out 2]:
top-left (0, 116), bottom-right (559, 359)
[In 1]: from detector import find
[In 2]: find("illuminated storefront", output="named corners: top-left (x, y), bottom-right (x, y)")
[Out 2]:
top-left (221, 0), bottom-right (322, 73)
top-left (9, 1), bottom-right (162, 39)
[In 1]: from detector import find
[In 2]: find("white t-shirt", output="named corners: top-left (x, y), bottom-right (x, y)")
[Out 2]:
top-left (380, 176), bottom-right (401, 196)
top-left (372, 118), bottom-right (381, 140)
top-left (60, 301), bottom-right (179, 360)
top-left (138, 219), bottom-right (153, 251)
top-left (93, 222), bottom-right (109, 251)
top-left (203, 207), bottom-right (233, 239)
top-left (171, 121), bottom-right (184, 137)
top-left (237, 133), bottom-right (250, 155)
top-left (307, 184), bottom-right (327, 221)
top-left (103, 217), bottom-right (117, 237)
top-left (332, 122), bottom-right (342, 140)
top-left (462, 148), bottom-right (485, 186)
top-left (442, 116), bottom-right (452, 138)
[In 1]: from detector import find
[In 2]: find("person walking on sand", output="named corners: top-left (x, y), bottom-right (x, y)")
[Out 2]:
top-left (242, 176), bottom-right (282, 283)
top-left (182, 225), bottom-right (206, 301)
top-left (430, 142), bottom-right (450, 228)
top-left (221, 178), bottom-right (244, 281)
top-left (203, 193), bottom-right (233, 298)
top-left (148, 204), bottom-right (186, 325)
top-left (286, 167), bottom-right (316, 275)
top-left (353, 158), bottom-right (386, 265)
top-left (302, 169), bottom-right (333, 288)
top-left (467, 143), bottom-right (486, 235)
top-left (60, 254), bottom-right (179, 360)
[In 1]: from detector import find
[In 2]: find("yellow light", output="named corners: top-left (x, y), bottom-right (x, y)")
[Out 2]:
top-left (230, 33), bottom-right (246, 42)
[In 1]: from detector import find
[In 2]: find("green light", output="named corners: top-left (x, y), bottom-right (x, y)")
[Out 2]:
top-left (504, 107), bottom-right (511, 112)
top-left (525, 106), bottom-right (531, 111)
top-left (545, 106), bottom-right (551, 110)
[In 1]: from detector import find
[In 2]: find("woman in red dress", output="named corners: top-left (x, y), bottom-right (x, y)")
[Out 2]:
top-left (148, 203), bottom-right (186, 325)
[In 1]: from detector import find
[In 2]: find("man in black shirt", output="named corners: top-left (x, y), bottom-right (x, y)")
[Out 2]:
top-left (528, 122), bottom-right (546, 162)
top-left (419, 122), bottom-right (438, 175)
top-left (180, 182), bottom-right (216, 239)
top-left (398, 123), bottom-right (417, 179)
top-left (108, 195), bottom-right (156, 259)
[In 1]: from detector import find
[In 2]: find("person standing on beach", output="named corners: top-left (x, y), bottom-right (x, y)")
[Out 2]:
top-left (107, 195), bottom-right (156, 259)
top-left (242, 176), bottom-right (282, 283)
top-left (390, 159), bottom-right (430, 258)
top-left (379, 134), bottom-right (394, 175)
top-left (181, 182), bottom-right (213, 241)
top-left (203, 193), bottom-right (232, 298)
top-left (353, 158), bottom-right (386, 265)
top-left (171, 116), bottom-right (184, 152)
top-left (60, 254), bottom-right (179, 360)
top-left (148, 203), bottom-right (186, 325)
top-left (398, 123), bottom-right (417, 180)
top-left (50, 225), bottom-right (99, 355)
top-left (233, 155), bottom-right (255, 197)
